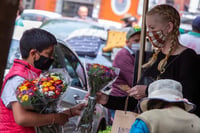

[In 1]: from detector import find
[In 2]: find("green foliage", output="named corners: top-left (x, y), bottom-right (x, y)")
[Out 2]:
top-left (98, 126), bottom-right (112, 133)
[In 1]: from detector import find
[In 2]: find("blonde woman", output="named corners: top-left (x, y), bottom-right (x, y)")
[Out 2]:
top-left (96, 4), bottom-right (200, 117)
top-left (127, 4), bottom-right (200, 116)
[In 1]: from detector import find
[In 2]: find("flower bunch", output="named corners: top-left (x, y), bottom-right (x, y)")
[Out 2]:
top-left (16, 73), bottom-right (67, 109)
top-left (37, 73), bottom-right (67, 100)
top-left (16, 79), bottom-right (39, 107)
top-left (16, 72), bottom-right (69, 133)
top-left (86, 63), bottom-right (119, 96)
top-left (76, 63), bottom-right (119, 132)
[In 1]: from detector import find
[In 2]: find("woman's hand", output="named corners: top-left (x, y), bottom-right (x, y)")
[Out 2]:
top-left (96, 92), bottom-right (109, 105)
top-left (127, 85), bottom-right (147, 100)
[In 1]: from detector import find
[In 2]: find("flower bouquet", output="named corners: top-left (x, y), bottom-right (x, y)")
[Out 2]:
top-left (16, 72), bottom-right (69, 133)
top-left (76, 63), bottom-right (120, 132)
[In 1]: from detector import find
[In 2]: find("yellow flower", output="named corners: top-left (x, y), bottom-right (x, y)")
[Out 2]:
top-left (42, 82), bottom-right (52, 87)
top-left (51, 76), bottom-right (59, 81)
top-left (22, 95), bottom-right (29, 101)
top-left (20, 85), bottom-right (28, 91)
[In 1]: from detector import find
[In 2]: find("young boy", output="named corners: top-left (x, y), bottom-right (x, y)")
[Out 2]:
top-left (0, 28), bottom-right (85, 132)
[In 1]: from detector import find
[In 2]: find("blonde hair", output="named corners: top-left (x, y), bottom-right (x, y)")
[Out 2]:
top-left (142, 4), bottom-right (180, 73)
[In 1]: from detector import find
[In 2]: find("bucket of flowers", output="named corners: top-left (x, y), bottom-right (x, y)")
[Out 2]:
top-left (76, 63), bottom-right (120, 132)
top-left (16, 71), bottom-right (70, 132)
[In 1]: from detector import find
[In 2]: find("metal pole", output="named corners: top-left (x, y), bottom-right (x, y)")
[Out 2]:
top-left (137, 0), bottom-right (149, 81)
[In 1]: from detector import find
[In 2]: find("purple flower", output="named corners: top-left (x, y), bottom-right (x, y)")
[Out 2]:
top-left (22, 90), bottom-right (27, 94)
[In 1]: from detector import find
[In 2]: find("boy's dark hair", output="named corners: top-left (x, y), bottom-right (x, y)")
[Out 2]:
top-left (20, 28), bottom-right (57, 59)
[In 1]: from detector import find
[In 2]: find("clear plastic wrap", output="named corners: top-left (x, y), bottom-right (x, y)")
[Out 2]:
top-left (16, 68), bottom-right (71, 133)
top-left (76, 63), bottom-right (120, 132)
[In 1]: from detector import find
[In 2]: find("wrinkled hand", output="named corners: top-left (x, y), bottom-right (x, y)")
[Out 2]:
top-left (96, 92), bottom-right (109, 105)
top-left (127, 85), bottom-right (147, 100)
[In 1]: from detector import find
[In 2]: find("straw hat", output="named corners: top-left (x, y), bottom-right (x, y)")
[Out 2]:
top-left (139, 79), bottom-right (195, 112)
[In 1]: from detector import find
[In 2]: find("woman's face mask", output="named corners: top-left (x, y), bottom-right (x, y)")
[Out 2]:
top-left (146, 30), bottom-right (167, 48)
top-left (146, 22), bottom-right (169, 48)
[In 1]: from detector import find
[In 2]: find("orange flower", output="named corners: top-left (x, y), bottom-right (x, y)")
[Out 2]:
top-left (31, 79), bottom-right (38, 84)
top-left (49, 80), bottom-right (55, 83)
top-left (42, 87), bottom-right (49, 92)
top-left (49, 86), bottom-right (56, 91)
top-left (93, 64), bottom-right (99, 68)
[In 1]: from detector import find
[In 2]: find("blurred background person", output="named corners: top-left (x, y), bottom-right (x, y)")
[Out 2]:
top-left (109, 27), bottom-right (141, 121)
top-left (74, 5), bottom-right (94, 21)
top-left (111, 27), bottom-right (141, 97)
top-left (179, 16), bottom-right (200, 55)
top-left (121, 13), bottom-right (138, 28)
top-left (15, 1), bottom-right (24, 27)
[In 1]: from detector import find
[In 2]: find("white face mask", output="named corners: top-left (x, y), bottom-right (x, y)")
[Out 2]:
top-left (131, 43), bottom-right (140, 51)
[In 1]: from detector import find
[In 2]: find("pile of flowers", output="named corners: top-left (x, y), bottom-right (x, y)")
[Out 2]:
top-left (76, 63), bottom-right (119, 132)
top-left (16, 72), bottom-right (68, 132)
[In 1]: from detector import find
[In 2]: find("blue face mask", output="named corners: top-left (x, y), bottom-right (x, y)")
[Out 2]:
top-left (131, 43), bottom-right (140, 51)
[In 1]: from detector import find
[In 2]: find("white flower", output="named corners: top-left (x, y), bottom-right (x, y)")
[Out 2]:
top-left (48, 91), bottom-right (54, 96)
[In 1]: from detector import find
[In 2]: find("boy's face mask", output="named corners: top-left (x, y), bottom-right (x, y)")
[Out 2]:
top-left (34, 55), bottom-right (54, 70)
